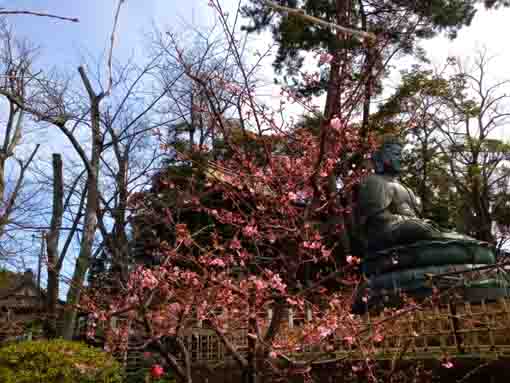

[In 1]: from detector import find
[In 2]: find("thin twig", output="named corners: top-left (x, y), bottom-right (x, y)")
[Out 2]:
top-left (457, 360), bottom-right (493, 383)
top-left (264, 1), bottom-right (375, 41)
top-left (106, 0), bottom-right (126, 96)
top-left (0, 9), bottom-right (79, 23)
top-left (425, 259), bottom-right (510, 280)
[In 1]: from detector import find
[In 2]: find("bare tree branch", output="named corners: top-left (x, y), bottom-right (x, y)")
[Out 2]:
top-left (264, 0), bottom-right (375, 41)
top-left (0, 8), bottom-right (79, 23)
top-left (106, 0), bottom-right (127, 96)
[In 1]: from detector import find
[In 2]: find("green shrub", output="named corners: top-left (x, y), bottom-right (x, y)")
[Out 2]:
top-left (0, 339), bottom-right (122, 383)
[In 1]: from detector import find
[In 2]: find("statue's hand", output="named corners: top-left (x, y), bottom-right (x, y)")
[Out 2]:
top-left (422, 218), bottom-right (443, 231)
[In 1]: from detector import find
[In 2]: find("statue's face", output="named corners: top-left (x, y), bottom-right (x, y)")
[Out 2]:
top-left (374, 143), bottom-right (402, 174)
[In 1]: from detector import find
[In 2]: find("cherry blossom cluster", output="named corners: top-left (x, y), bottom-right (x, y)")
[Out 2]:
top-left (79, 2), bottom-right (407, 382)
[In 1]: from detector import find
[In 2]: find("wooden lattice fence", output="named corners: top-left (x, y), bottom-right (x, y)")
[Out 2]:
top-left (116, 298), bottom-right (510, 381)
top-left (6, 299), bottom-right (505, 380)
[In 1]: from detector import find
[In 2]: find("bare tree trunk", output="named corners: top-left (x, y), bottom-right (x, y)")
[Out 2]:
top-left (323, 0), bottom-right (352, 256)
top-left (0, 157), bottom-right (5, 206)
top-left (96, 116), bottom-right (131, 286)
top-left (61, 66), bottom-right (104, 340)
top-left (245, 288), bottom-right (259, 383)
top-left (112, 153), bottom-right (130, 280)
top-left (0, 104), bottom-right (25, 238)
top-left (359, 22), bottom-right (373, 138)
top-left (0, 103), bottom-right (18, 202)
top-left (0, 144), bottom-right (39, 239)
top-left (45, 153), bottom-right (64, 338)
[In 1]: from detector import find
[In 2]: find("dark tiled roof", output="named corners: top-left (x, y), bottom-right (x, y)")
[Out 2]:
top-left (0, 269), bottom-right (42, 300)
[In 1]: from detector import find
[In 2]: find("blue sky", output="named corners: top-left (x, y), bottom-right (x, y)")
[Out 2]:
top-left (1, 0), bottom-right (248, 155)
top-left (2, 0), bottom-right (240, 71)
top-left (2, 1), bottom-right (509, 72)
top-left (5, 0), bottom-right (510, 109)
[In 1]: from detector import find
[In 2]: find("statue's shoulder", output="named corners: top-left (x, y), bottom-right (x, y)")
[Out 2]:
top-left (359, 173), bottom-right (386, 189)
top-left (358, 173), bottom-right (390, 213)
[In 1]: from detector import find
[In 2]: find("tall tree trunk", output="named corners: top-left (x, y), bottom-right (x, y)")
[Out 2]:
top-left (61, 66), bottom-right (104, 340)
top-left (45, 153), bottom-right (64, 338)
top-left (323, 0), bottom-right (352, 256)
top-left (420, 136), bottom-right (429, 217)
top-left (99, 120), bottom-right (131, 287)
top-left (0, 155), bottom-right (6, 248)
top-left (245, 288), bottom-right (259, 383)
top-left (0, 104), bottom-right (24, 237)
top-left (0, 157), bottom-right (5, 207)
top-left (0, 102), bottom-right (15, 205)
top-left (359, 0), bottom-right (372, 140)
top-left (0, 143), bottom-right (39, 239)
top-left (109, 151), bottom-right (130, 286)
top-left (472, 179), bottom-right (494, 243)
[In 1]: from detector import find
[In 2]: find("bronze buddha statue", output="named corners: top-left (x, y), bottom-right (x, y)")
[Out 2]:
top-left (358, 136), bottom-right (471, 252)
top-left (353, 136), bottom-right (505, 314)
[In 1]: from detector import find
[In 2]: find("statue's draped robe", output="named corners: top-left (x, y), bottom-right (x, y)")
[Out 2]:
top-left (358, 174), bottom-right (467, 251)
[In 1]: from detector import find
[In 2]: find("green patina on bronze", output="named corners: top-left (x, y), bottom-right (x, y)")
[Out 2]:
top-left (354, 136), bottom-right (509, 313)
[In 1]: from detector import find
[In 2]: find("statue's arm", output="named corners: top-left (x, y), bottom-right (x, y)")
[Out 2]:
top-left (403, 183), bottom-right (422, 215)
top-left (358, 175), bottom-right (392, 224)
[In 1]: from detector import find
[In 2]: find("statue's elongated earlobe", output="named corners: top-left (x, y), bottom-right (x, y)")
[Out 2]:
top-left (372, 151), bottom-right (383, 174)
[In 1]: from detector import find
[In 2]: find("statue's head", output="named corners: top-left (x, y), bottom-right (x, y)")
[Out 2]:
top-left (372, 136), bottom-right (403, 175)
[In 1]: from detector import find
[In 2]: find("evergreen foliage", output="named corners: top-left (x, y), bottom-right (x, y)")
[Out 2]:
top-left (0, 339), bottom-right (122, 383)
top-left (241, 0), bottom-right (507, 95)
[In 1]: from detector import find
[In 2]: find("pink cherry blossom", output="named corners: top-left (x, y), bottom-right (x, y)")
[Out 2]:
top-left (242, 224), bottom-right (258, 237)
top-left (352, 364), bottom-right (362, 372)
top-left (346, 255), bottom-right (360, 265)
top-left (141, 269), bottom-right (158, 290)
top-left (373, 333), bottom-right (384, 343)
top-left (330, 117), bottom-right (344, 132)
top-left (318, 326), bottom-right (333, 338)
top-left (78, 9), bottom-right (394, 380)
top-left (269, 274), bottom-right (287, 293)
top-left (321, 247), bottom-right (332, 259)
top-left (319, 52), bottom-right (333, 65)
top-left (210, 258), bottom-right (226, 267)
top-left (288, 191), bottom-right (298, 201)
top-left (229, 238), bottom-right (242, 249)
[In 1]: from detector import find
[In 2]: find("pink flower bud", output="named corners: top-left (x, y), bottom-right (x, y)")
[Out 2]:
top-left (330, 117), bottom-right (343, 132)
top-left (346, 255), bottom-right (360, 265)
top-left (151, 364), bottom-right (164, 378)
top-left (319, 53), bottom-right (333, 65)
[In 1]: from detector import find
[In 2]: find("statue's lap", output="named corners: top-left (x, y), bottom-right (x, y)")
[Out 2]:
top-left (353, 239), bottom-right (509, 314)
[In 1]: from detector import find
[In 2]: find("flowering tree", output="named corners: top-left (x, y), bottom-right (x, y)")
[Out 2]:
top-left (81, 2), bottom-right (420, 383)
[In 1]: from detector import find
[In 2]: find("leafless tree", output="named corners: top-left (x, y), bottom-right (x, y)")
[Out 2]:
top-left (150, 24), bottom-right (243, 153)
top-left (0, 21), bottom-right (42, 263)
top-left (436, 49), bottom-right (510, 243)
top-left (94, 56), bottom-right (170, 285)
